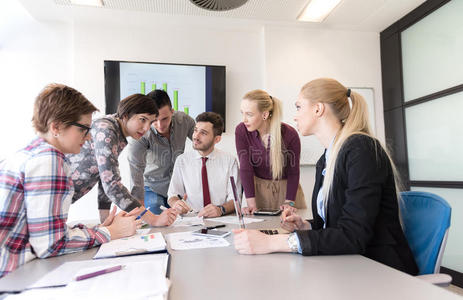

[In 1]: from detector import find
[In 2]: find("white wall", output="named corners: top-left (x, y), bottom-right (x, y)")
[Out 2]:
top-left (263, 26), bottom-right (383, 215)
top-left (0, 1), bottom-right (72, 160)
top-left (1, 3), bottom-right (384, 223)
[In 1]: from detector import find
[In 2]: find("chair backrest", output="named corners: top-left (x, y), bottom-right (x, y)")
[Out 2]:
top-left (399, 191), bottom-right (451, 275)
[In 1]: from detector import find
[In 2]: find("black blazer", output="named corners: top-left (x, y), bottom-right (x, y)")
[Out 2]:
top-left (296, 134), bottom-right (418, 275)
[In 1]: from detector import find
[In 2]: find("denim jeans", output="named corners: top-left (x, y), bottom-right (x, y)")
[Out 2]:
top-left (144, 186), bottom-right (168, 215)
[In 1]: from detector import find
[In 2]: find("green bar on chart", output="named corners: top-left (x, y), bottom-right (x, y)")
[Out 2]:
top-left (162, 83), bottom-right (167, 92)
top-left (183, 106), bottom-right (189, 115)
top-left (173, 90), bottom-right (178, 111)
top-left (140, 82), bottom-right (146, 95)
top-left (152, 83), bottom-right (156, 91)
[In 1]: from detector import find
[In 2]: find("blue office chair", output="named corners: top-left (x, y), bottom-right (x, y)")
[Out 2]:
top-left (399, 191), bottom-right (452, 286)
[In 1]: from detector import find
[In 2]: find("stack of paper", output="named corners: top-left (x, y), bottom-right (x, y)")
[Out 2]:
top-left (66, 259), bottom-right (169, 299)
top-left (10, 254), bottom-right (170, 300)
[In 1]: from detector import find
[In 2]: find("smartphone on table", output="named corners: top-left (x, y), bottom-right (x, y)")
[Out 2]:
top-left (192, 228), bottom-right (231, 238)
top-left (253, 209), bottom-right (282, 216)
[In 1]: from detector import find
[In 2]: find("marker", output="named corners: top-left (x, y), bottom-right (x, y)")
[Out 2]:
top-left (135, 207), bottom-right (150, 220)
top-left (76, 265), bottom-right (123, 281)
top-left (206, 224), bottom-right (226, 230)
top-left (160, 205), bottom-right (168, 211)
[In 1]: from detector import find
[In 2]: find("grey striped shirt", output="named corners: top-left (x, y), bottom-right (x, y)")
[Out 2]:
top-left (127, 111), bottom-right (195, 199)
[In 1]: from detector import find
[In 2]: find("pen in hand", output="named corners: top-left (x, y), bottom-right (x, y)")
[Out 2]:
top-left (135, 207), bottom-right (150, 220)
top-left (76, 265), bottom-right (124, 281)
top-left (176, 194), bottom-right (193, 213)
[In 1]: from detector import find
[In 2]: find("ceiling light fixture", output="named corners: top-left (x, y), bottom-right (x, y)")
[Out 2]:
top-left (70, 0), bottom-right (104, 7)
top-left (189, 0), bottom-right (248, 11)
top-left (297, 0), bottom-right (342, 22)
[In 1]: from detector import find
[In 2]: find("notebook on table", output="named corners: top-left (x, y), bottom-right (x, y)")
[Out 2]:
top-left (94, 232), bottom-right (167, 259)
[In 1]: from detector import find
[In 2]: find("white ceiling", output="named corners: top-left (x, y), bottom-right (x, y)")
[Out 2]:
top-left (19, 0), bottom-right (427, 32)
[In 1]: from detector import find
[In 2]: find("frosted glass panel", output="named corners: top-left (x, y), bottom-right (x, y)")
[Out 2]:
top-left (410, 187), bottom-right (463, 272)
top-left (401, 0), bottom-right (463, 102)
top-left (405, 91), bottom-right (463, 181)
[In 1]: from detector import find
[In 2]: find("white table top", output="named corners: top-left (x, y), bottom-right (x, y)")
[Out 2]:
top-left (0, 210), bottom-right (460, 300)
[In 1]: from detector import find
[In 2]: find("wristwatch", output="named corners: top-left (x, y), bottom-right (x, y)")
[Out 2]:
top-left (287, 233), bottom-right (299, 253)
top-left (284, 200), bottom-right (295, 207)
top-left (218, 205), bottom-right (226, 216)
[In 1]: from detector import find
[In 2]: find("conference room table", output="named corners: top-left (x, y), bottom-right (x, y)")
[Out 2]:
top-left (0, 209), bottom-right (460, 299)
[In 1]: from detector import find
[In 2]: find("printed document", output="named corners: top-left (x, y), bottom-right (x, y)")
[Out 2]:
top-left (167, 231), bottom-right (230, 250)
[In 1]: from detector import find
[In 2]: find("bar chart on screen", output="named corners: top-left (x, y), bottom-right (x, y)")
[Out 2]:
top-left (120, 62), bottom-right (206, 119)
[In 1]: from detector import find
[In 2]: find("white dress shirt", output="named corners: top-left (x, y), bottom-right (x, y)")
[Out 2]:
top-left (167, 148), bottom-right (241, 212)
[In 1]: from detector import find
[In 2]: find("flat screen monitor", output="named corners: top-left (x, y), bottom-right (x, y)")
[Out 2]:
top-left (104, 60), bottom-right (226, 130)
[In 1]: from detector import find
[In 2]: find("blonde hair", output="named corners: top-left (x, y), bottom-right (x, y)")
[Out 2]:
top-left (300, 78), bottom-right (401, 201)
top-left (243, 89), bottom-right (284, 180)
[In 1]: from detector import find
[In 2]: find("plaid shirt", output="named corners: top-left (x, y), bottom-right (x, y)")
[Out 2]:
top-left (0, 138), bottom-right (110, 278)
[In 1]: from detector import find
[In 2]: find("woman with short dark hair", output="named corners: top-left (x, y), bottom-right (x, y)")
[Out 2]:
top-left (68, 93), bottom-right (177, 226)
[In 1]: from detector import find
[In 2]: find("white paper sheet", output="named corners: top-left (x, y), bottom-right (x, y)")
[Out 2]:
top-left (172, 215), bottom-right (204, 227)
top-left (136, 228), bottom-right (151, 235)
top-left (66, 260), bottom-right (168, 299)
top-left (94, 232), bottom-right (166, 259)
top-left (24, 254), bottom-right (169, 299)
top-left (29, 260), bottom-right (85, 288)
top-left (211, 215), bottom-right (265, 225)
top-left (167, 231), bottom-right (230, 250)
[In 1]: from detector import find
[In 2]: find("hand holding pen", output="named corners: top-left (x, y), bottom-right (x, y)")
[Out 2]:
top-left (172, 194), bottom-right (192, 214)
top-left (105, 207), bottom-right (143, 240)
top-left (135, 207), bottom-right (150, 220)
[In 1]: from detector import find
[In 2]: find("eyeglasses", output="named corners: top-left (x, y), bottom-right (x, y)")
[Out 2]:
top-left (70, 122), bottom-right (91, 136)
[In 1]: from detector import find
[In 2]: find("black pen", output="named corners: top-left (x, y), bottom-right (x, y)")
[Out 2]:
top-left (206, 224), bottom-right (226, 230)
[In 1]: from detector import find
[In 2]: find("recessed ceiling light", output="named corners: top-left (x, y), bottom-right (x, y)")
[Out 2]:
top-left (297, 0), bottom-right (342, 22)
top-left (70, 0), bottom-right (104, 7)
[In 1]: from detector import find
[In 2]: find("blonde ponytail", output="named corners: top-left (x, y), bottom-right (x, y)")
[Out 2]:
top-left (300, 78), bottom-right (400, 202)
top-left (269, 96), bottom-right (284, 179)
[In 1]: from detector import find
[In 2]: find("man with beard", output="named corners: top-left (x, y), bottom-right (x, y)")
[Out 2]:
top-left (167, 112), bottom-right (240, 218)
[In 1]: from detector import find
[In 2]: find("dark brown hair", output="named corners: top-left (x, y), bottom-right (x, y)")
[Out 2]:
top-left (32, 83), bottom-right (98, 133)
top-left (195, 112), bottom-right (224, 136)
top-left (146, 89), bottom-right (172, 109)
top-left (116, 94), bottom-right (158, 120)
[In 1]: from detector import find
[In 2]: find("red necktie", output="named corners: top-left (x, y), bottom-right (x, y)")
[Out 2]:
top-left (201, 157), bottom-right (211, 207)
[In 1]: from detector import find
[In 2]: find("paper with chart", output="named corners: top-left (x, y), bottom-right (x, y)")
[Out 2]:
top-left (212, 215), bottom-right (265, 225)
top-left (24, 254), bottom-right (169, 299)
top-left (94, 232), bottom-right (166, 259)
top-left (167, 231), bottom-right (230, 250)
